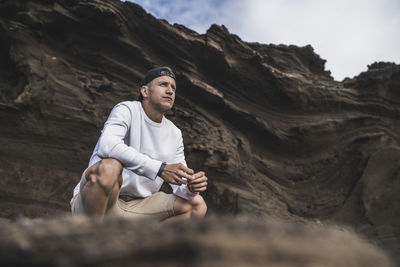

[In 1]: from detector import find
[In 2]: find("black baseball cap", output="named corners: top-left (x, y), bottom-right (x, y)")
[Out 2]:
top-left (140, 66), bottom-right (176, 86)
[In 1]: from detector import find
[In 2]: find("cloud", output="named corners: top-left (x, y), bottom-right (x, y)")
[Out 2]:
top-left (233, 0), bottom-right (400, 80)
top-left (128, 0), bottom-right (227, 33)
top-left (126, 0), bottom-right (400, 81)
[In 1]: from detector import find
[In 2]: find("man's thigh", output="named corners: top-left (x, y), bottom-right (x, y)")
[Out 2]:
top-left (71, 168), bottom-right (89, 214)
top-left (71, 168), bottom-right (177, 220)
top-left (114, 192), bottom-right (176, 221)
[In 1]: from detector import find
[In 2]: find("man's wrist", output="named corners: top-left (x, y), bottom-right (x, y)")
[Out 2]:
top-left (157, 162), bottom-right (167, 177)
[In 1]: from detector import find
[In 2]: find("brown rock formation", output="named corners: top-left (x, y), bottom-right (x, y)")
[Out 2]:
top-left (0, 215), bottom-right (395, 267)
top-left (0, 0), bottom-right (399, 263)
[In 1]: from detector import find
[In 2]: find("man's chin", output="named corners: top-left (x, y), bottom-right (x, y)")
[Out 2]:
top-left (159, 102), bottom-right (174, 112)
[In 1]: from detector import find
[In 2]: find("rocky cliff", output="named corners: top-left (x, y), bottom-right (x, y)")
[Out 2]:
top-left (1, 0), bottom-right (399, 264)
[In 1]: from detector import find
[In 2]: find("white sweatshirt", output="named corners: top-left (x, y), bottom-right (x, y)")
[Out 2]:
top-left (71, 101), bottom-right (196, 204)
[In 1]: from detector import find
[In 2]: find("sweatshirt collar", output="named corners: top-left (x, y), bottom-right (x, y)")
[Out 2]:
top-left (139, 102), bottom-right (165, 127)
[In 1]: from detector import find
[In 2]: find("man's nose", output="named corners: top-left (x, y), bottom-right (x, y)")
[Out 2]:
top-left (166, 86), bottom-right (174, 94)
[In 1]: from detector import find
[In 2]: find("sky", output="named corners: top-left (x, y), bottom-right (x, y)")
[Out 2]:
top-left (125, 0), bottom-right (400, 81)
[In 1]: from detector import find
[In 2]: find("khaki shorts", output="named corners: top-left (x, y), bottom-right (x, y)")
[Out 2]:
top-left (71, 168), bottom-right (176, 221)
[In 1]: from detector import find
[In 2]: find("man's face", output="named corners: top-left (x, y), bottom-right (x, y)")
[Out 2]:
top-left (142, 75), bottom-right (176, 112)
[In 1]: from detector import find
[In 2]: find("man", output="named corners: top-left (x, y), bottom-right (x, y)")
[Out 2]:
top-left (71, 66), bottom-right (208, 221)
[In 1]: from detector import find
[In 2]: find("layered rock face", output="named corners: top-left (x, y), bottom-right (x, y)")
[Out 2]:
top-left (1, 0), bottom-right (400, 261)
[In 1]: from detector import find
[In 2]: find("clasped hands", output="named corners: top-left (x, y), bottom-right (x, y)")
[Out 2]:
top-left (160, 163), bottom-right (208, 193)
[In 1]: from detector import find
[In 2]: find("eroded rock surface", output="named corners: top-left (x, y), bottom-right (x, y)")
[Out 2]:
top-left (1, 0), bottom-right (400, 262)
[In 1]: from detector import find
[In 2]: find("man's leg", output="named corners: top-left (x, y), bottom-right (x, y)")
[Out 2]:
top-left (81, 158), bottom-right (123, 218)
top-left (162, 195), bottom-right (207, 222)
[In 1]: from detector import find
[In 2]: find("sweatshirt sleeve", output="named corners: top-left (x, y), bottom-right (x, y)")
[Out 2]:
top-left (97, 103), bottom-right (162, 180)
top-left (169, 130), bottom-right (198, 200)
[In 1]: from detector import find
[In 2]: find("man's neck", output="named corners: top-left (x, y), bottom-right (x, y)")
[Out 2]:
top-left (141, 101), bottom-right (164, 123)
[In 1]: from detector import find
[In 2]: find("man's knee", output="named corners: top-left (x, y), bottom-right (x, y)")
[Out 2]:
top-left (98, 158), bottom-right (123, 178)
top-left (191, 195), bottom-right (206, 206)
top-left (191, 195), bottom-right (207, 213)
top-left (86, 158), bottom-right (123, 195)
top-left (182, 195), bottom-right (207, 216)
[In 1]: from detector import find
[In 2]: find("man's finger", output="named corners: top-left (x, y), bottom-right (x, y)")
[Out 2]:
top-left (191, 182), bottom-right (207, 189)
top-left (193, 171), bottom-right (205, 179)
top-left (190, 176), bottom-right (207, 184)
top-left (196, 186), bottom-right (207, 192)
top-left (174, 175), bottom-right (187, 185)
top-left (191, 186), bottom-right (207, 193)
top-left (168, 177), bottom-right (180, 185)
top-left (179, 165), bottom-right (194, 175)
top-left (167, 174), bottom-right (185, 185)
top-left (177, 170), bottom-right (194, 181)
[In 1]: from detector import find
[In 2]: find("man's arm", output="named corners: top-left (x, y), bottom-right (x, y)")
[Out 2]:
top-left (167, 131), bottom-right (207, 199)
top-left (97, 103), bottom-right (162, 180)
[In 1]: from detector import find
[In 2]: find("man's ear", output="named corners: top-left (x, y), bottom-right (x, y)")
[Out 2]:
top-left (141, 85), bottom-right (149, 99)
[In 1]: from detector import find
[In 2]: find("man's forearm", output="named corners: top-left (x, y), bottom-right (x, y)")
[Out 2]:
top-left (98, 135), bottom-right (162, 180)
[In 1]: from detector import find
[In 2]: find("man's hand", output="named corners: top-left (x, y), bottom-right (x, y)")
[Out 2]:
top-left (161, 163), bottom-right (194, 185)
top-left (188, 171), bottom-right (208, 193)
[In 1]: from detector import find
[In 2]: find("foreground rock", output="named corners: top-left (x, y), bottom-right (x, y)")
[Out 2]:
top-left (0, 215), bottom-right (394, 267)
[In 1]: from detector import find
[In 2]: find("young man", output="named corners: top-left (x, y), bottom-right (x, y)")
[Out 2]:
top-left (71, 66), bottom-right (208, 221)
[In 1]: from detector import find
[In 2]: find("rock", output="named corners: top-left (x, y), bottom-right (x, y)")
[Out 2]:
top-left (0, 0), bottom-right (400, 263)
top-left (0, 215), bottom-right (395, 267)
